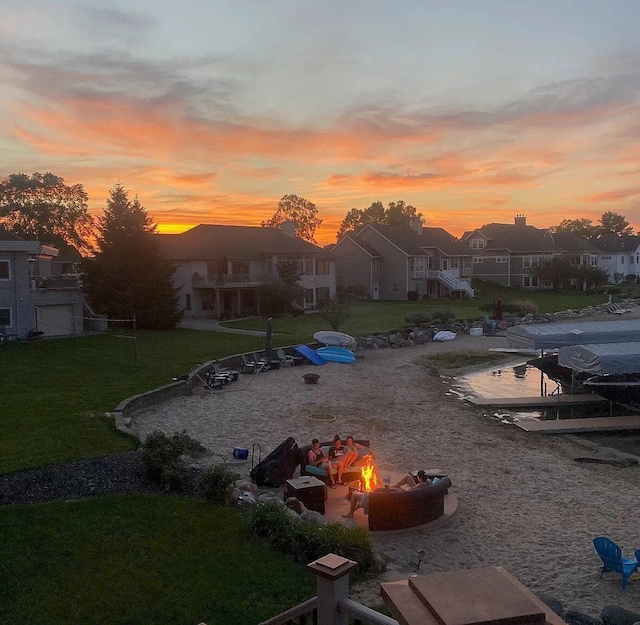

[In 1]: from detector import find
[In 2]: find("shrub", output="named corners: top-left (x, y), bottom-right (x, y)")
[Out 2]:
top-left (625, 274), bottom-right (638, 284)
top-left (511, 299), bottom-right (538, 315)
top-left (319, 298), bottom-right (350, 331)
top-left (141, 430), bottom-right (206, 490)
top-left (431, 310), bottom-right (455, 325)
top-left (197, 465), bottom-right (239, 505)
top-left (405, 312), bottom-right (431, 326)
top-left (248, 502), bottom-right (375, 571)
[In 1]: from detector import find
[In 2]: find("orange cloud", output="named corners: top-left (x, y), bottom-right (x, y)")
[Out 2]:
top-left (583, 187), bottom-right (640, 203)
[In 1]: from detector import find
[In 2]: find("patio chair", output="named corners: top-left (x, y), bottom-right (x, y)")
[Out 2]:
top-left (277, 348), bottom-right (295, 367)
top-left (484, 315), bottom-right (497, 335)
top-left (593, 536), bottom-right (639, 589)
top-left (241, 354), bottom-right (257, 374)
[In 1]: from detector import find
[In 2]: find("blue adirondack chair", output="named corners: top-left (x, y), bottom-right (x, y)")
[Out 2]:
top-left (593, 536), bottom-right (639, 589)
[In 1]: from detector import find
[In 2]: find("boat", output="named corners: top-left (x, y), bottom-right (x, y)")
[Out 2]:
top-left (313, 330), bottom-right (356, 347)
top-left (316, 346), bottom-right (356, 363)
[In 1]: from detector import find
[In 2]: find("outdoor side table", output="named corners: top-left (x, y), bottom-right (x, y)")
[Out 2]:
top-left (285, 476), bottom-right (326, 514)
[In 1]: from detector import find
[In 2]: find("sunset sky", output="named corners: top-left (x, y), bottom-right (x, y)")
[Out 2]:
top-left (1, 1), bottom-right (640, 246)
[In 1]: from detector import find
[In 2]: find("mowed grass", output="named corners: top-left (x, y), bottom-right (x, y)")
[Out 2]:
top-left (0, 495), bottom-right (315, 625)
top-left (1, 330), bottom-right (264, 474)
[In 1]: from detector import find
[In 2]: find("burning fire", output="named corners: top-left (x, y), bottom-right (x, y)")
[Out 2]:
top-left (360, 455), bottom-right (379, 492)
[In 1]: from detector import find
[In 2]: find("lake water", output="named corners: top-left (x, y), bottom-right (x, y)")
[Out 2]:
top-left (453, 361), bottom-right (627, 422)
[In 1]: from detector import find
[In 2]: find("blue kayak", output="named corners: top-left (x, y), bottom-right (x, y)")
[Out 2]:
top-left (316, 346), bottom-right (356, 363)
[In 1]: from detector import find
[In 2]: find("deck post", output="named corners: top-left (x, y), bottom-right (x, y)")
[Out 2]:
top-left (308, 554), bottom-right (358, 625)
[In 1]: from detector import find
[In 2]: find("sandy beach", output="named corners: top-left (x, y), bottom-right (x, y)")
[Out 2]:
top-left (131, 331), bottom-right (640, 617)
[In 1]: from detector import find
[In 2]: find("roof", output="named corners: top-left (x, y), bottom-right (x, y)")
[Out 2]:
top-left (362, 224), bottom-right (470, 256)
top-left (335, 234), bottom-right (382, 257)
top-left (589, 233), bottom-right (640, 253)
top-left (548, 232), bottom-right (600, 253)
top-left (473, 223), bottom-right (558, 253)
top-left (157, 224), bottom-right (323, 260)
top-left (0, 227), bottom-right (24, 242)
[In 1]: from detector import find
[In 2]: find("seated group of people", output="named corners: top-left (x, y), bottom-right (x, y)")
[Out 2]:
top-left (307, 434), bottom-right (363, 487)
top-left (344, 469), bottom-right (441, 518)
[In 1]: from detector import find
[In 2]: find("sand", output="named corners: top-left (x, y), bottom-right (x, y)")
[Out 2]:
top-left (131, 331), bottom-right (640, 617)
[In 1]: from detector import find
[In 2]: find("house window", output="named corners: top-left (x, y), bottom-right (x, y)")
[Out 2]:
top-left (463, 258), bottom-right (471, 269)
top-left (304, 259), bottom-right (313, 275)
top-left (470, 239), bottom-right (485, 249)
top-left (185, 294), bottom-right (191, 311)
top-left (392, 282), bottom-right (398, 293)
top-left (496, 257), bottom-right (507, 264)
top-left (473, 257), bottom-right (483, 264)
top-left (316, 260), bottom-right (330, 275)
top-left (601, 256), bottom-right (611, 260)
top-left (316, 287), bottom-right (330, 303)
top-left (0, 260), bottom-right (9, 280)
top-left (523, 256), bottom-right (543, 269)
top-left (0, 308), bottom-right (11, 326)
top-left (523, 276), bottom-right (540, 288)
top-left (450, 258), bottom-right (459, 269)
top-left (620, 255), bottom-right (625, 265)
top-left (410, 257), bottom-right (425, 278)
top-left (372, 259), bottom-right (380, 270)
top-left (304, 288), bottom-right (314, 306)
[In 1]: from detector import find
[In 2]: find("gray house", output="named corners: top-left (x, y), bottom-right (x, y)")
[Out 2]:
top-left (462, 215), bottom-right (600, 288)
top-left (157, 222), bottom-right (336, 318)
top-left (332, 221), bottom-right (473, 300)
top-left (0, 229), bottom-right (85, 340)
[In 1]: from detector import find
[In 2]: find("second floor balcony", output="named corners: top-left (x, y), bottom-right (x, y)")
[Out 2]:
top-left (192, 272), bottom-right (277, 287)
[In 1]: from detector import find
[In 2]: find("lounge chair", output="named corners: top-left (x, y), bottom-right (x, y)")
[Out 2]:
top-left (606, 303), bottom-right (632, 314)
top-left (277, 348), bottom-right (295, 367)
top-left (593, 536), bottom-right (639, 589)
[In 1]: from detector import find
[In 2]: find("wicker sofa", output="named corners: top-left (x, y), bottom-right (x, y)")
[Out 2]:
top-left (297, 439), bottom-right (372, 484)
top-left (367, 477), bottom-right (452, 531)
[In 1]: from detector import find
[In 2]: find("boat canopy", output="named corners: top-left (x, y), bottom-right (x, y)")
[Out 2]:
top-left (558, 342), bottom-right (640, 375)
top-left (505, 319), bottom-right (640, 350)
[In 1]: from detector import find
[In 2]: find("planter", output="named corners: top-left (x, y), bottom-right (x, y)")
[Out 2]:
top-left (303, 373), bottom-right (320, 385)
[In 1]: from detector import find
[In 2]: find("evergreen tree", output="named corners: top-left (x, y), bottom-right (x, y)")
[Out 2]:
top-left (82, 184), bottom-right (182, 330)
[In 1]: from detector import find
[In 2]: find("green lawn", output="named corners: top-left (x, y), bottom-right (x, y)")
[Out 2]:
top-left (1, 330), bottom-right (264, 474)
top-left (0, 495), bottom-right (315, 625)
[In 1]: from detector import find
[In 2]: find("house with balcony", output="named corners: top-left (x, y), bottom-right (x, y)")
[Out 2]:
top-left (461, 215), bottom-right (600, 288)
top-left (0, 228), bottom-right (85, 340)
top-left (332, 221), bottom-right (473, 300)
top-left (157, 222), bottom-right (336, 318)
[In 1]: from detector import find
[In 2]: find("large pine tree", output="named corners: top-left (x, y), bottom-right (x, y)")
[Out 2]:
top-left (82, 184), bottom-right (182, 330)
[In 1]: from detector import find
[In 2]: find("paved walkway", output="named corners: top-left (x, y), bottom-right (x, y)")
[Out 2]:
top-left (178, 317), bottom-right (268, 336)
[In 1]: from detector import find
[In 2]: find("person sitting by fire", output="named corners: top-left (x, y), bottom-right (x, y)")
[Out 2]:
top-left (343, 474), bottom-right (396, 518)
top-left (341, 435), bottom-right (364, 474)
top-left (391, 469), bottom-right (433, 490)
top-left (308, 438), bottom-right (336, 487)
top-left (330, 434), bottom-right (360, 485)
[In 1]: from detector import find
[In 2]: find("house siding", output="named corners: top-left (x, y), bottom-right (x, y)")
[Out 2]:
top-left (333, 238), bottom-right (373, 295)
top-left (358, 229), bottom-right (408, 300)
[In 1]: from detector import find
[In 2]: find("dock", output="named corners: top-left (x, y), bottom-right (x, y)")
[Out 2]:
top-left (467, 394), bottom-right (609, 408)
top-left (514, 415), bottom-right (640, 434)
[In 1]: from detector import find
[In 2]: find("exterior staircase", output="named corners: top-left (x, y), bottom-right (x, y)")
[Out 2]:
top-left (427, 270), bottom-right (474, 297)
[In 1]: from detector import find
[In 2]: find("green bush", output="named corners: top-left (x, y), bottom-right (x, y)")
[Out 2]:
top-left (141, 430), bottom-right (206, 490)
top-left (431, 310), bottom-right (455, 325)
top-left (197, 465), bottom-right (239, 505)
top-left (248, 502), bottom-right (375, 571)
top-left (405, 312), bottom-right (431, 326)
top-left (511, 299), bottom-right (538, 315)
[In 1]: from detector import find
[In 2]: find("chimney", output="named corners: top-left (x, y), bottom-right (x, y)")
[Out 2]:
top-left (280, 221), bottom-right (297, 238)
top-left (410, 216), bottom-right (424, 235)
top-left (514, 214), bottom-right (527, 227)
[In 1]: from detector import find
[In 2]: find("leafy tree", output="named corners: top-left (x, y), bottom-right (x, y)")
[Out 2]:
top-left (575, 264), bottom-right (609, 290)
top-left (261, 194), bottom-right (322, 243)
top-left (81, 184), bottom-right (182, 330)
top-left (531, 257), bottom-right (575, 290)
top-left (549, 218), bottom-right (596, 238)
top-left (319, 298), bottom-right (350, 331)
top-left (597, 211), bottom-right (634, 236)
top-left (0, 172), bottom-right (94, 252)
top-left (337, 200), bottom-right (423, 239)
top-left (277, 258), bottom-right (303, 286)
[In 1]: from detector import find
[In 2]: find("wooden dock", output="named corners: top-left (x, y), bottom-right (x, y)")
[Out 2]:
top-left (467, 394), bottom-right (609, 408)
top-left (514, 415), bottom-right (640, 434)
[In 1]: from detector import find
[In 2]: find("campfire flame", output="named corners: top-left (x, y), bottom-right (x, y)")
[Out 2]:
top-left (360, 455), bottom-right (379, 492)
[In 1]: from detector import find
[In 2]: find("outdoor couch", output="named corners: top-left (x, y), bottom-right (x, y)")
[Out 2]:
top-left (298, 439), bottom-right (371, 484)
top-left (367, 476), bottom-right (452, 531)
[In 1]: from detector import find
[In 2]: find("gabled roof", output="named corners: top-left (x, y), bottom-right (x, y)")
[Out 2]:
top-left (589, 233), bottom-right (640, 253)
top-left (157, 224), bottom-right (323, 260)
top-left (472, 223), bottom-right (557, 253)
top-left (333, 234), bottom-right (382, 257)
top-left (361, 224), bottom-right (470, 256)
top-left (549, 232), bottom-right (600, 253)
top-left (0, 226), bottom-right (57, 254)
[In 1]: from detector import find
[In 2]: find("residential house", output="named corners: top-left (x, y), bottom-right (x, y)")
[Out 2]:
top-left (0, 228), bottom-right (85, 339)
top-left (462, 215), bottom-right (600, 289)
top-left (157, 222), bottom-right (336, 318)
top-left (589, 233), bottom-right (640, 283)
top-left (332, 221), bottom-right (473, 300)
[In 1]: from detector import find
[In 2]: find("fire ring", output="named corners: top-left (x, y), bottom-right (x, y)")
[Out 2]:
top-left (307, 412), bottom-right (336, 422)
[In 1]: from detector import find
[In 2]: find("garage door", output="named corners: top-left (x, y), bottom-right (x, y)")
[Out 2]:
top-left (36, 305), bottom-right (74, 336)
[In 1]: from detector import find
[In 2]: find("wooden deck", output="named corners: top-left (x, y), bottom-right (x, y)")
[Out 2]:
top-left (514, 415), bottom-right (640, 434)
top-left (467, 394), bottom-right (608, 408)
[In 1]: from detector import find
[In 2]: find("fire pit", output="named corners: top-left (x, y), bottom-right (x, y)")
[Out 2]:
top-left (303, 373), bottom-right (320, 384)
